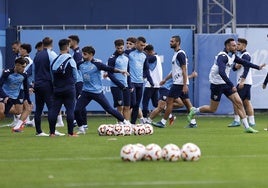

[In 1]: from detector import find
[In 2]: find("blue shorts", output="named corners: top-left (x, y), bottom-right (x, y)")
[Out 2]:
top-left (111, 87), bottom-right (130, 107)
top-left (159, 88), bottom-right (169, 101)
top-left (168, 84), bottom-right (189, 99)
top-left (210, 83), bottom-right (234, 101)
top-left (237, 84), bottom-right (251, 101)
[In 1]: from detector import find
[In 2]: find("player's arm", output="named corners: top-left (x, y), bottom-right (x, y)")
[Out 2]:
top-left (234, 55), bottom-right (265, 70)
top-left (263, 73), bottom-right (268, 89)
top-left (22, 73), bottom-right (31, 104)
top-left (177, 52), bottom-right (188, 93)
top-left (160, 72), bottom-right (172, 86)
top-left (143, 60), bottom-right (154, 87)
top-left (107, 56), bottom-right (126, 89)
top-left (0, 70), bottom-right (9, 99)
top-left (217, 55), bottom-right (234, 88)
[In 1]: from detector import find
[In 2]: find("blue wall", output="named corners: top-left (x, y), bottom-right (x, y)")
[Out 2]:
top-left (20, 28), bottom-right (193, 111)
top-left (3, 0), bottom-right (268, 27)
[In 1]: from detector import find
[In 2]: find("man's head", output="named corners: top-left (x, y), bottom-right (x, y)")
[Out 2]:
top-left (19, 43), bottom-right (32, 57)
top-left (237, 38), bottom-right (248, 52)
top-left (58, 39), bottom-right (70, 52)
top-left (170, 35), bottom-right (181, 50)
top-left (126, 37), bottom-right (137, 50)
top-left (14, 57), bottom-right (28, 73)
top-left (12, 40), bottom-right (21, 54)
top-left (68, 35), bottom-right (80, 49)
top-left (42, 37), bottom-right (53, 48)
top-left (144, 44), bottom-right (154, 55)
top-left (114, 39), bottom-right (125, 55)
top-left (135, 36), bottom-right (146, 52)
top-left (82, 46), bottom-right (95, 61)
top-left (224, 38), bottom-right (237, 53)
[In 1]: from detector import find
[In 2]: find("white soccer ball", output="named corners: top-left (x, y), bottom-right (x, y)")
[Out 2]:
top-left (144, 143), bottom-right (162, 161)
top-left (123, 124), bottom-right (133, 136)
top-left (114, 124), bottom-right (125, 136)
top-left (98, 124), bottom-right (107, 136)
top-left (120, 144), bottom-right (140, 162)
top-left (162, 143), bottom-right (181, 162)
top-left (134, 143), bottom-right (146, 160)
top-left (144, 123), bottom-right (154, 135)
top-left (133, 124), bottom-right (146, 136)
top-left (105, 124), bottom-right (114, 136)
top-left (181, 142), bottom-right (201, 161)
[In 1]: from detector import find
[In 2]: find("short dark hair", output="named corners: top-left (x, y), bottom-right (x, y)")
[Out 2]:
top-left (126, 37), bottom-right (137, 43)
top-left (68, 35), bottom-right (80, 43)
top-left (20, 43), bottom-right (32, 53)
top-left (58, 39), bottom-right (70, 51)
top-left (12, 40), bottom-right (21, 46)
top-left (114, 39), bottom-right (124, 46)
top-left (172, 35), bottom-right (181, 44)
top-left (15, 57), bottom-right (28, 65)
top-left (42, 37), bottom-right (53, 47)
top-left (144, 44), bottom-right (154, 51)
top-left (82, 46), bottom-right (95, 55)
top-left (238, 38), bottom-right (248, 45)
top-left (137, 36), bottom-right (146, 43)
top-left (35, 41), bottom-right (43, 49)
top-left (224, 38), bottom-right (235, 46)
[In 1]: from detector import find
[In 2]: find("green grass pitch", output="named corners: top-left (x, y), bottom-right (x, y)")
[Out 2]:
top-left (1, 114), bottom-right (268, 188)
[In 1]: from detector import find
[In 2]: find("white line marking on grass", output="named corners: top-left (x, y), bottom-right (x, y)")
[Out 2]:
top-left (0, 157), bottom-right (118, 162)
top-left (65, 180), bottom-right (237, 187)
top-left (1, 154), bottom-right (268, 162)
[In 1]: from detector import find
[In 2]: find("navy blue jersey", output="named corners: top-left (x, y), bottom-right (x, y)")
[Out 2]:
top-left (33, 48), bottom-right (57, 88)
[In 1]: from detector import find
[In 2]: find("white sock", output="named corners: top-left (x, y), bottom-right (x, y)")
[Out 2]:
top-left (123, 119), bottom-right (130, 124)
top-left (57, 114), bottom-right (63, 123)
top-left (14, 114), bottom-right (20, 121)
top-left (190, 119), bottom-right (196, 124)
top-left (14, 120), bottom-right (23, 129)
top-left (242, 118), bottom-right (249, 129)
top-left (234, 115), bottom-right (240, 122)
top-left (248, 116), bottom-right (255, 125)
top-left (161, 118), bottom-right (167, 125)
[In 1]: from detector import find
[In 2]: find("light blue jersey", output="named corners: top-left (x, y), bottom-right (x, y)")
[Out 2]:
top-left (79, 59), bottom-right (115, 94)
top-left (0, 69), bottom-right (28, 99)
top-left (127, 49), bottom-right (147, 83)
top-left (108, 52), bottom-right (129, 88)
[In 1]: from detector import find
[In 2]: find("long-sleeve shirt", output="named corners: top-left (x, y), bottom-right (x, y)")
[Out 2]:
top-left (0, 68), bottom-right (31, 103)
top-left (125, 48), bottom-right (154, 87)
top-left (209, 49), bottom-right (260, 87)
top-left (107, 51), bottom-right (129, 89)
top-left (32, 48), bottom-right (57, 88)
top-left (78, 58), bottom-right (120, 94)
top-left (50, 53), bottom-right (78, 93)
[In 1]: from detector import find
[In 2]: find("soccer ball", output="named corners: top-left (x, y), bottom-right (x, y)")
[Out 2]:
top-left (105, 124), bottom-right (115, 136)
top-left (134, 143), bottom-right (146, 160)
top-left (123, 124), bottom-right (133, 136)
top-left (133, 124), bottom-right (146, 136)
top-left (144, 143), bottom-right (162, 161)
top-left (98, 124), bottom-right (107, 136)
top-left (181, 142), bottom-right (201, 161)
top-left (120, 144), bottom-right (140, 162)
top-left (114, 124), bottom-right (125, 136)
top-left (144, 123), bottom-right (154, 135)
top-left (162, 143), bottom-right (181, 162)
